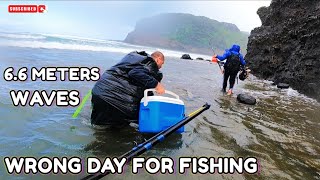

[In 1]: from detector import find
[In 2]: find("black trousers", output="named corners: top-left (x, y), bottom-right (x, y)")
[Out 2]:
top-left (223, 70), bottom-right (238, 91)
top-left (91, 94), bottom-right (129, 126)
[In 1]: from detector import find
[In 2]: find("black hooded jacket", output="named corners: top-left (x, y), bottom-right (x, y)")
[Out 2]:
top-left (92, 51), bottom-right (162, 120)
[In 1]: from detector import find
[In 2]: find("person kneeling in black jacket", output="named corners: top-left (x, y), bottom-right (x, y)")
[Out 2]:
top-left (91, 51), bottom-right (165, 127)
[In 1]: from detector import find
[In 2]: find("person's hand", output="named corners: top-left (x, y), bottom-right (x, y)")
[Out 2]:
top-left (212, 57), bottom-right (218, 63)
top-left (221, 69), bottom-right (225, 74)
top-left (155, 82), bottom-right (165, 94)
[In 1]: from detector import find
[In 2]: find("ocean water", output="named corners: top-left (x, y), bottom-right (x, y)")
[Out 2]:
top-left (0, 32), bottom-right (319, 180)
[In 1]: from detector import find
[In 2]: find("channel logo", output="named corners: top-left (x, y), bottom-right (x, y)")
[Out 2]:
top-left (8, 5), bottom-right (47, 13)
top-left (38, 5), bottom-right (47, 13)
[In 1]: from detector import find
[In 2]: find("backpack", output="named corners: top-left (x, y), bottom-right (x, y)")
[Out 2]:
top-left (224, 53), bottom-right (241, 73)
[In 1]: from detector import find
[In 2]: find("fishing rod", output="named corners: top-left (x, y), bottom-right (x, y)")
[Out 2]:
top-left (80, 103), bottom-right (211, 180)
top-left (72, 90), bottom-right (92, 118)
top-left (210, 47), bottom-right (224, 74)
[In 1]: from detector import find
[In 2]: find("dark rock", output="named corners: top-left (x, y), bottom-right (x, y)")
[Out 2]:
top-left (181, 54), bottom-right (192, 60)
top-left (245, 0), bottom-right (320, 102)
top-left (196, 57), bottom-right (204, 60)
top-left (277, 83), bottom-right (290, 89)
top-left (237, 94), bottom-right (256, 105)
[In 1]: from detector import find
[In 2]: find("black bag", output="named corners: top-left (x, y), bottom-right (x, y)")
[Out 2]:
top-left (239, 69), bottom-right (247, 81)
top-left (224, 53), bottom-right (241, 73)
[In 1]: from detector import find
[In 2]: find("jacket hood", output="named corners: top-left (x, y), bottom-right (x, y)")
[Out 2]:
top-left (229, 44), bottom-right (240, 53)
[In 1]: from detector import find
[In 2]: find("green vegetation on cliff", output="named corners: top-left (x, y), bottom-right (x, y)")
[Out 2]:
top-left (125, 13), bottom-right (248, 55)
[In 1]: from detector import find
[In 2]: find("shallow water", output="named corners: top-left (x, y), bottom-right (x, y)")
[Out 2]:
top-left (0, 45), bottom-right (319, 180)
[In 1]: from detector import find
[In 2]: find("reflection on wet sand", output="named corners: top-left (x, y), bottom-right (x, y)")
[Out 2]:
top-left (83, 125), bottom-right (183, 158)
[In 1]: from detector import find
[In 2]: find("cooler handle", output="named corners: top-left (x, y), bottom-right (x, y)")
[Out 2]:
top-left (143, 89), bottom-right (180, 106)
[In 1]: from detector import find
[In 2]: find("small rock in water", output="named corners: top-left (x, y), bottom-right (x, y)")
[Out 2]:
top-left (277, 83), bottom-right (290, 89)
top-left (181, 54), bottom-right (192, 60)
top-left (196, 57), bottom-right (204, 60)
top-left (237, 94), bottom-right (256, 105)
top-left (70, 126), bottom-right (76, 131)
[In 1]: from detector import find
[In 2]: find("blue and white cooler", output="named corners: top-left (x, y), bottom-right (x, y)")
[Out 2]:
top-left (139, 89), bottom-right (185, 133)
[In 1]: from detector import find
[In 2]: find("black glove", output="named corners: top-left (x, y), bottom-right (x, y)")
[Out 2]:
top-left (240, 65), bottom-right (245, 71)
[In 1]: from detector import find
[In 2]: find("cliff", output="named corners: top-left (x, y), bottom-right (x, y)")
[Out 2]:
top-left (124, 13), bottom-right (248, 55)
top-left (245, 0), bottom-right (320, 101)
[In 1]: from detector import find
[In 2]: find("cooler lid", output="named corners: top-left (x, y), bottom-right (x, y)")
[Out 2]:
top-left (141, 96), bottom-right (184, 105)
top-left (142, 89), bottom-right (185, 106)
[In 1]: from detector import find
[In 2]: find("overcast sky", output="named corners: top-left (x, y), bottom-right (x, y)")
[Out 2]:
top-left (0, 1), bottom-right (271, 40)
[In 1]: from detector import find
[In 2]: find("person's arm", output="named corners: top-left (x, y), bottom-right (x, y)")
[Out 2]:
top-left (128, 66), bottom-right (158, 88)
top-left (128, 67), bottom-right (165, 94)
top-left (155, 71), bottom-right (163, 82)
top-left (216, 51), bottom-right (231, 61)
